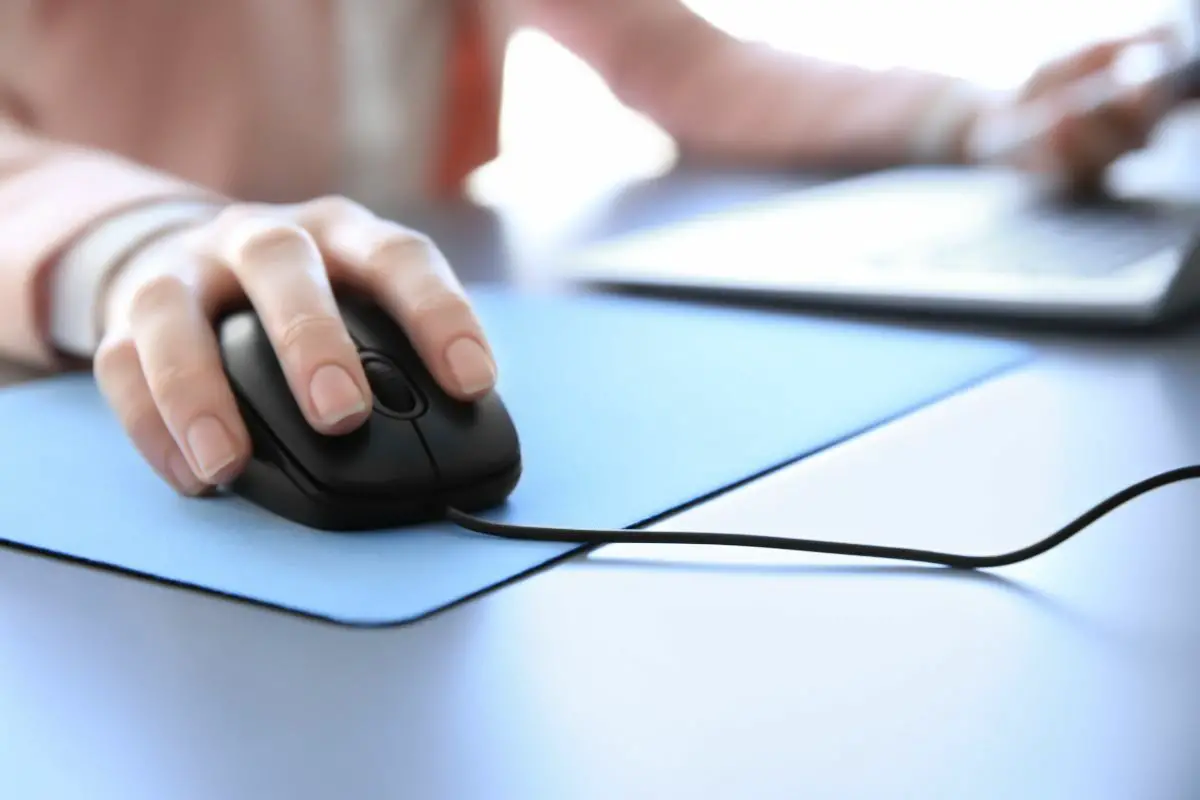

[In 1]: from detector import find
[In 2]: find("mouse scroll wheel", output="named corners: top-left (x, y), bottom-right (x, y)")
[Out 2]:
top-left (362, 356), bottom-right (419, 416)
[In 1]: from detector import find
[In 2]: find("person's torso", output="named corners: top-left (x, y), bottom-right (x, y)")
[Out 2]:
top-left (0, 0), bottom-right (508, 210)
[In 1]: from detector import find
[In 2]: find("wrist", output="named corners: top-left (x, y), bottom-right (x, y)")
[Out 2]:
top-left (98, 221), bottom-right (208, 340)
top-left (946, 102), bottom-right (988, 165)
top-left (49, 199), bottom-right (223, 358)
top-left (908, 79), bottom-right (999, 165)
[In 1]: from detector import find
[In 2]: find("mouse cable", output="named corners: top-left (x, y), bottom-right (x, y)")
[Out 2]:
top-left (445, 464), bottom-right (1200, 570)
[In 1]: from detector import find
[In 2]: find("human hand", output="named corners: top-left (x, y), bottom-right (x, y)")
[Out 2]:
top-left (967, 29), bottom-right (1184, 189)
top-left (93, 196), bottom-right (498, 495)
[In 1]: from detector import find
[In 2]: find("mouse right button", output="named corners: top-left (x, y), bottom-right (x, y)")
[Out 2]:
top-left (414, 395), bottom-right (520, 487)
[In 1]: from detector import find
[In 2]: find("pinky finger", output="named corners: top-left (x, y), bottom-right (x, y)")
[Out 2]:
top-left (94, 335), bottom-right (208, 496)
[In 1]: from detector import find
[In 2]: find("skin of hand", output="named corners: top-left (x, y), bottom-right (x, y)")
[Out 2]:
top-left (93, 196), bottom-right (498, 496)
top-left (968, 29), bottom-right (1183, 189)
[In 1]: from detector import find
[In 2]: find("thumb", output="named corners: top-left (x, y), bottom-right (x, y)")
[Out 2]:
top-left (1023, 29), bottom-right (1179, 100)
top-left (1024, 40), bottom-right (1130, 100)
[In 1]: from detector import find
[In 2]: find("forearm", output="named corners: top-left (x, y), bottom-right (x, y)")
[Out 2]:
top-left (616, 22), bottom-right (994, 169)
top-left (521, 0), bottom-right (993, 170)
top-left (0, 119), bottom-right (221, 368)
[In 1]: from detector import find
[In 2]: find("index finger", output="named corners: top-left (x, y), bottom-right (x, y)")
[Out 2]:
top-left (195, 206), bottom-right (373, 434)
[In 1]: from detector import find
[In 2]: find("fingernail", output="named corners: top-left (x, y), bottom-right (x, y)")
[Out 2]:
top-left (186, 415), bottom-right (238, 481)
top-left (310, 364), bottom-right (367, 426)
top-left (445, 337), bottom-right (496, 395)
top-left (167, 450), bottom-right (203, 494)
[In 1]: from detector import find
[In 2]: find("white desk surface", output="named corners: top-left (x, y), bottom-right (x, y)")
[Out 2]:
top-left (3, 127), bottom-right (1200, 799)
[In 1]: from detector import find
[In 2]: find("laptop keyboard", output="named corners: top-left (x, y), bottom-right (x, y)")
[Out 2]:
top-left (871, 203), bottom-right (1197, 277)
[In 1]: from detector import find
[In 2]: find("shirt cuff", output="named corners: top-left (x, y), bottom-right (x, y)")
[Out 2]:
top-left (48, 199), bottom-right (223, 358)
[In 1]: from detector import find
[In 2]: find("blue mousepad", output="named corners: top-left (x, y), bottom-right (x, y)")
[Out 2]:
top-left (0, 287), bottom-right (1029, 626)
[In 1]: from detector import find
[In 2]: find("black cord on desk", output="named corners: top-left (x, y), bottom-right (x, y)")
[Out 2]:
top-left (446, 464), bottom-right (1200, 569)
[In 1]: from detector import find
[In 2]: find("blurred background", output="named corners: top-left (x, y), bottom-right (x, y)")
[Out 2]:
top-left (470, 0), bottom-right (1192, 215)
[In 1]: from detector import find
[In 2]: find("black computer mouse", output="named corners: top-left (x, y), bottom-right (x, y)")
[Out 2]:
top-left (216, 291), bottom-right (522, 531)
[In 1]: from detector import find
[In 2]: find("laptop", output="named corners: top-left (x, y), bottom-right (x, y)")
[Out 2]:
top-left (563, 53), bottom-right (1200, 328)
